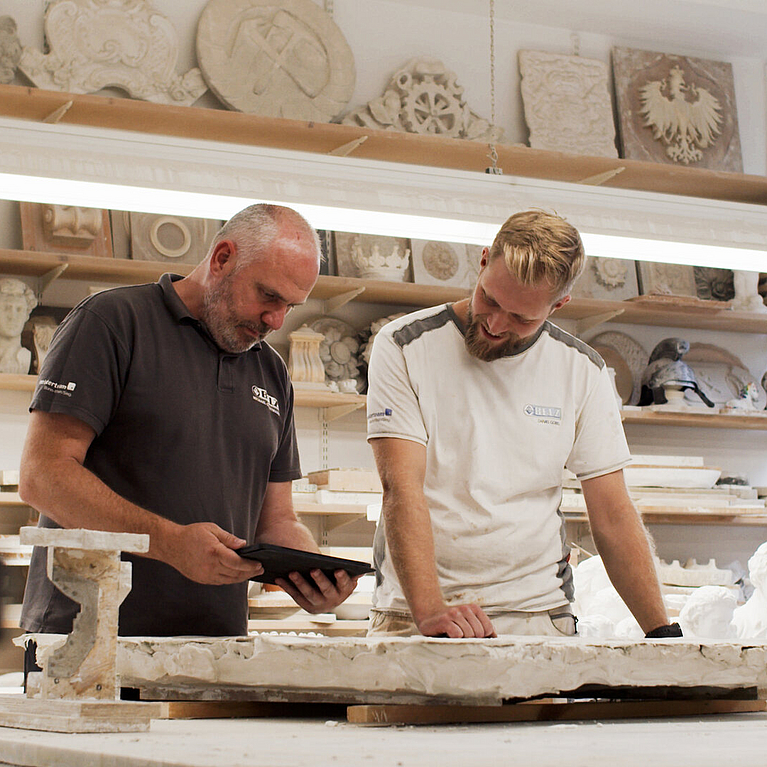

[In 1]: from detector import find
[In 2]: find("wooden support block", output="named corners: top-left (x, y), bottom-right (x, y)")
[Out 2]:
top-left (307, 468), bottom-right (382, 493)
top-left (158, 700), bottom-right (347, 720)
top-left (0, 696), bottom-right (162, 733)
top-left (347, 698), bottom-right (767, 726)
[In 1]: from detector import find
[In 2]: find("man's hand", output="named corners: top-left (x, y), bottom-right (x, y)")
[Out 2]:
top-left (416, 604), bottom-right (496, 638)
top-left (275, 569), bottom-right (361, 614)
top-left (162, 522), bottom-right (264, 585)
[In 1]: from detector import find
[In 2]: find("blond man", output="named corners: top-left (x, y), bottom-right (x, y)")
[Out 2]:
top-left (366, 210), bottom-right (678, 639)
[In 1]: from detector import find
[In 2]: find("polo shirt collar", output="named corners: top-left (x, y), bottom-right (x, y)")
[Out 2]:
top-left (156, 273), bottom-right (263, 353)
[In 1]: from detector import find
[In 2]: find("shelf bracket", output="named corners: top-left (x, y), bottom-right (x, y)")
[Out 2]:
top-left (42, 100), bottom-right (73, 124)
top-left (577, 167), bottom-right (626, 186)
top-left (327, 136), bottom-right (369, 157)
top-left (575, 308), bottom-right (624, 336)
top-left (37, 263), bottom-right (69, 302)
top-left (323, 287), bottom-right (365, 314)
top-left (322, 403), bottom-right (365, 422)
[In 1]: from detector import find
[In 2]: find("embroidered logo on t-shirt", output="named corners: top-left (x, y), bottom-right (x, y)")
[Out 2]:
top-left (368, 408), bottom-right (393, 421)
top-left (524, 403), bottom-right (562, 425)
top-left (252, 385), bottom-right (280, 415)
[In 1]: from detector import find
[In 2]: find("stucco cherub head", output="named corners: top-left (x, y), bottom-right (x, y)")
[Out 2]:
top-left (679, 585), bottom-right (737, 639)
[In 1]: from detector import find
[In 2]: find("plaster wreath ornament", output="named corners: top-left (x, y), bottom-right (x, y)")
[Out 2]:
top-left (19, 0), bottom-right (207, 106)
top-left (592, 258), bottom-right (628, 289)
top-left (342, 57), bottom-right (503, 142)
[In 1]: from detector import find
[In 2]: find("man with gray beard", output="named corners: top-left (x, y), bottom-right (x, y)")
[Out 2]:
top-left (19, 204), bottom-right (358, 657)
top-left (365, 209), bottom-right (679, 640)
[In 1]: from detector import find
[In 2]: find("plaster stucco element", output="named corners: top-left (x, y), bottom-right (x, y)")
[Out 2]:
top-left (518, 50), bottom-right (617, 157)
top-left (114, 634), bottom-right (767, 704)
top-left (197, 0), bottom-right (355, 121)
top-left (19, 0), bottom-right (207, 106)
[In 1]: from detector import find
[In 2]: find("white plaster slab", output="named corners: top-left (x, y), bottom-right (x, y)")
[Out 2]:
top-left (20, 527), bottom-right (149, 554)
top-left (115, 635), bottom-right (767, 705)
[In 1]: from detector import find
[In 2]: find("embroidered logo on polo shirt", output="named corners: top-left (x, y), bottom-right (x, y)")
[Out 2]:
top-left (252, 385), bottom-right (280, 415)
top-left (39, 378), bottom-right (77, 397)
top-left (523, 403), bottom-right (562, 425)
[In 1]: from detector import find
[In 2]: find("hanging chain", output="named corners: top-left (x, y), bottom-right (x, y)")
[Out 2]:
top-left (324, 0), bottom-right (334, 18)
top-left (486, 0), bottom-right (502, 174)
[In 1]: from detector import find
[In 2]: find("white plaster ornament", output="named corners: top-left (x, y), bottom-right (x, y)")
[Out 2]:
top-left (287, 324), bottom-right (328, 389)
top-left (197, 0), bottom-right (356, 121)
top-left (732, 541), bottom-right (767, 640)
top-left (309, 317), bottom-right (362, 391)
top-left (343, 58), bottom-right (503, 142)
top-left (19, 0), bottom-right (207, 106)
top-left (731, 270), bottom-right (767, 314)
top-left (0, 279), bottom-right (37, 375)
top-left (518, 50), bottom-right (617, 157)
top-left (0, 16), bottom-right (22, 84)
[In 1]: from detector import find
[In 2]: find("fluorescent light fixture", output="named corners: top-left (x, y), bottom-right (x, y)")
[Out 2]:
top-left (1, 116), bottom-right (766, 272)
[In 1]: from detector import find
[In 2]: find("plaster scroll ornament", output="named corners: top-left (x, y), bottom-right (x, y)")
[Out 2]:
top-left (731, 270), bottom-right (767, 314)
top-left (0, 279), bottom-right (38, 375)
top-left (196, 0), bottom-right (356, 121)
top-left (732, 541), bottom-right (767, 640)
top-left (18, 0), bottom-right (207, 106)
top-left (342, 58), bottom-right (503, 143)
top-left (287, 324), bottom-right (328, 389)
top-left (517, 50), bottom-right (617, 158)
top-left (611, 47), bottom-right (743, 172)
top-left (20, 202), bottom-right (113, 259)
top-left (309, 317), bottom-right (362, 392)
top-left (0, 16), bottom-right (22, 84)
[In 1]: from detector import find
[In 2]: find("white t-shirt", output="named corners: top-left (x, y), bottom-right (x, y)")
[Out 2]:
top-left (366, 304), bottom-right (631, 615)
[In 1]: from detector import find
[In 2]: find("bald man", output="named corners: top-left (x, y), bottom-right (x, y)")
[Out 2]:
top-left (19, 204), bottom-right (358, 645)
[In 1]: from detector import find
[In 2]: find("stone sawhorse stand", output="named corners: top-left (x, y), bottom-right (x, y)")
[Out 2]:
top-left (0, 527), bottom-right (162, 733)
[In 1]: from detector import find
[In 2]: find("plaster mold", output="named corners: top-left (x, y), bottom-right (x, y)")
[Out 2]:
top-left (518, 50), bottom-right (617, 157)
top-left (0, 16), bottom-right (21, 84)
top-left (115, 634), bottom-right (767, 704)
top-left (342, 58), bottom-right (502, 142)
top-left (19, 0), bottom-right (207, 106)
top-left (197, 0), bottom-right (355, 121)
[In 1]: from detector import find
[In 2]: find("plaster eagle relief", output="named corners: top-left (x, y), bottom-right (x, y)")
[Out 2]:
top-left (638, 65), bottom-right (722, 165)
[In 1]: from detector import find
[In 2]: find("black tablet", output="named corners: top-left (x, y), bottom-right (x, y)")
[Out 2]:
top-left (237, 543), bottom-right (375, 585)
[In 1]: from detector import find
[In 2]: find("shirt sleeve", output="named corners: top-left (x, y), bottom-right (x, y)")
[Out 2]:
top-left (366, 324), bottom-right (428, 446)
top-left (268, 380), bottom-right (302, 482)
top-left (566, 364), bottom-right (631, 480)
top-left (30, 301), bottom-right (131, 436)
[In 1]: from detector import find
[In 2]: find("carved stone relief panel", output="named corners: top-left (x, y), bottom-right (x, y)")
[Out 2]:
top-left (21, 202), bottom-right (113, 258)
top-left (571, 256), bottom-right (639, 301)
top-left (518, 50), bottom-right (617, 158)
top-left (611, 46), bottom-right (743, 172)
top-left (411, 240), bottom-right (483, 289)
top-left (342, 58), bottom-right (503, 143)
top-left (636, 262), bottom-right (697, 298)
top-left (197, 0), bottom-right (355, 121)
top-left (333, 232), bottom-right (411, 282)
top-left (0, 16), bottom-right (22, 84)
top-left (694, 267), bottom-right (735, 302)
top-left (129, 214), bottom-right (220, 265)
top-left (19, 0), bottom-right (207, 106)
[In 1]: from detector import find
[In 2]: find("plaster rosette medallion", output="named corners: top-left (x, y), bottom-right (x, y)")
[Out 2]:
top-left (411, 240), bottom-right (483, 289)
top-left (572, 256), bottom-right (638, 301)
top-left (0, 16), bottom-right (22, 84)
top-left (196, 0), bottom-right (355, 121)
top-left (309, 317), bottom-right (362, 391)
top-left (19, 0), bottom-right (207, 105)
top-left (343, 58), bottom-right (503, 142)
top-left (518, 50), bottom-right (617, 157)
top-left (611, 46), bottom-right (742, 171)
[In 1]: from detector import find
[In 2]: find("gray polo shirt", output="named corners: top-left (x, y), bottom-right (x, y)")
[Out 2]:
top-left (21, 274), bottom-right (301, 637)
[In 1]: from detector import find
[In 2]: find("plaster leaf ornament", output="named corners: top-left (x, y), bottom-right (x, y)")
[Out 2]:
top-left (518, 50), bottom-right (617, 158)
top-left (18, 0), bottom-right (207, 106)
top-left (0, 16), bottom-right (22, 84)
top-left (571, 256), bottom-right (639, 301)
top-left (342, 58), bottom-right (503, 143)
top-left (196, 0), bottom-right (356, 121)
top-left (0, 278), bottom-right (38, 375)
top-left (333, 232), bottom-right (411, 282)
top-left (611, 47), bottom-right (743, 172)
top-left (309, 317), bottom-right (362, 391)
top-left (693, 266), bottom-right (734, 302)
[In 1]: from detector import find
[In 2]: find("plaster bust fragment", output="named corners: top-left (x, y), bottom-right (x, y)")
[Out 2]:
top-left (0, 278), bottom-right (38, 374)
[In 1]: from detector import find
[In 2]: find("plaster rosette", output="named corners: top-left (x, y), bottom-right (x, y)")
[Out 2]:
top-left (19, 0), bottom-right (207, 106)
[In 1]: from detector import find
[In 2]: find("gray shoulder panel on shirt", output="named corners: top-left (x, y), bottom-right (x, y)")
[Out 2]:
top-left (544, 321), bottom-right (605, 369)
top-left (392, 307), bottom-right (453, 348)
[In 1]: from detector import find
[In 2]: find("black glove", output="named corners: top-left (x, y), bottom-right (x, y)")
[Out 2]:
top-left (644, 622), bottom-right (683, 638)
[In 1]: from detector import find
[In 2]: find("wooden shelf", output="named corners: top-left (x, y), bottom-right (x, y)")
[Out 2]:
top-left (2, 83), bottom-right (766, 205)
top-left (566, 511), bottom-right (767, 526)
top-left (621, 409), bottom-right (767, 430)
top-left (3, 248), bottom-right (767, 333)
